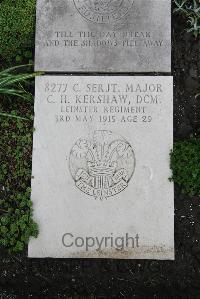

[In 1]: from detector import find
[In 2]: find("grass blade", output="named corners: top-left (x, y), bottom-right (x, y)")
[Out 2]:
top-left (0, 112), bottom-right (30, 121)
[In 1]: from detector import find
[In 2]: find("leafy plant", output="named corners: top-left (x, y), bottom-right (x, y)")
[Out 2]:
top-left (0, 0), bottom-right (36, 64)
top-left (0, 64), bottom-right (41, 252)
top-left (0, 65), bottom-right (37, 100)
top-left (0, 115), bottom-right (38, 252)
top-left (15, 50), bottom-right (34, 65)
top-left (174, 0), bottom-right (200, 38)
top-left (170, 138), bottom-right (200, 197)
top-left (0, 64), bottom-right (42, 120)
top-left (0, 190), bottom-right (38, 252)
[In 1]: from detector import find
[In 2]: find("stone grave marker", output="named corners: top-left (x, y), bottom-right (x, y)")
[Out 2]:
top-left (29, 75), bottom-right (174, 259)
top-left (35, 0), bottom-right (171, 72)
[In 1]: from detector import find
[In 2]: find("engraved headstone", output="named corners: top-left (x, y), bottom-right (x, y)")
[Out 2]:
top-left (35, 0), bottom-right (171, 72)
top-left (29, 76), bottom-right (174, 259)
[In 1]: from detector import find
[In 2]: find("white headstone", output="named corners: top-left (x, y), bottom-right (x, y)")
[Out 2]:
top-left (29, 75), bottom-right (174, 259)
top-left (35, 0), bottom-right (171, 72)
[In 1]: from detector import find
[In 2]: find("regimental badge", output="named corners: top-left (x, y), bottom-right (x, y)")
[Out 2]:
top-left (69, 130), bottom-right (135, 200)
top-left (73, 0), bottom-right (134, 24)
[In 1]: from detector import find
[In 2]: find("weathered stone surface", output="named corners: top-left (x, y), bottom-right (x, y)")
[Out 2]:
top-left (35, 0), bottom-right (171, 72)
top-left (29, 76), bottom-right (174, 259)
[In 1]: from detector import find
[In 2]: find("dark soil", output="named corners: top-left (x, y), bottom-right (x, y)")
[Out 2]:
top-left (0, 12), bottom-right (200, 299)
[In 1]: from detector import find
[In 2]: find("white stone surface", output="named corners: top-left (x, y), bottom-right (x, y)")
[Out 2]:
top-left (29, 76), bottom-right (174, 259)
top-left (35, 0), bottom-right (171, 72)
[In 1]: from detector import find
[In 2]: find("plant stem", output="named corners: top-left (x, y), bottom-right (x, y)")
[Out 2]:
top-left (0, 208), bottom-right (8, 213)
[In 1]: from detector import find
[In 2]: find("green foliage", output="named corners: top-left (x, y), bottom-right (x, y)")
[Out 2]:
top-left (0, 64), bottom-right (41, 253)
top-left (170, 138), bottom-right (200, 197)
top-left (0, 113), bottom-right (38, 252)
top-left (0, 65), bottom-right (43, 121)
top-left (0, 2), bottom-right (39, 253)
top-left (15, 50), bottom-right (34, 65)
top-left (0, 65), bottom-right (39, 101)
top-left (174, 0), bottom-right (200, 38)
top-left (0, 0), bottom-right (36, 63)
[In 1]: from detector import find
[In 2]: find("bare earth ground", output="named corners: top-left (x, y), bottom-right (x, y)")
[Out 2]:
top-left (0, 14), bottom-right (200, 299)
